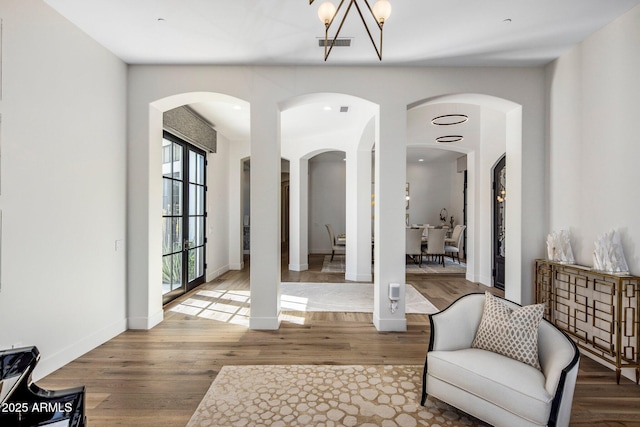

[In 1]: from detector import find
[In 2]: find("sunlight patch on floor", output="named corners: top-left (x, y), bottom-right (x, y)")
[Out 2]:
top-left (280, 294), bottom-right (309, 311)
top-left (167, 288), bottom-right (305, 326)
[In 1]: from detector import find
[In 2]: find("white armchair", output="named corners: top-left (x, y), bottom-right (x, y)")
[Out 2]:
top-left (421, 293), bottom-right (580, 427)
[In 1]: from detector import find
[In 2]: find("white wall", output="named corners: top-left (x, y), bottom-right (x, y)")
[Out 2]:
top-left (206, 133), bottom-right (231, 280)
top-left (308, 155), bottom-right (347, 253)
top-left (450, 157), bottom-right (466, 235)
top-left (127, 65), bottom-right (545, 330)
top-left (229, 139), bottom-right (250, 267)
top-left (546, 4), bottom-right (640, 272)
top-left (0, 0), bottom-right (128, 378)
top-left (406, 160), bottom-right (456, 226)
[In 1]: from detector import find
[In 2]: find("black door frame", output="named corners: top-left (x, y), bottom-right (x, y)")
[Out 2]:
top-left (162, 131), bottom-right (207, 304)
top-left (492, 154), bottom-right (506, 291)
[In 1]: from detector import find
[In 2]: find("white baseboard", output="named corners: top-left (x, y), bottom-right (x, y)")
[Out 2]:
top-left (466, 271), bottom-right (491, 287)
top-left (229, 262), bottom-right (244, 270)
top-left (128, 309), bottom-right (163, 330)
top-left (207, 264), bottom-right (230, 282)
top-left (33, 317), bottom-right (128, 381)
top-left (373, 314), bottom-right (407, 332)
top-left (346, 272), bottom-right (372, 282)
top-left (249, 315), bottom-right (281, 330)
top-left (288, 263), bottom-right (309, 271)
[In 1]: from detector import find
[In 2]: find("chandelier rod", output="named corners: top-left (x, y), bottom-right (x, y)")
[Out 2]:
top-left (354, 0), bottom-right (383, 60)
top-left (316, 0), bottom-right (386, 61)
top-left (323, 0), bottom-right (349, 60)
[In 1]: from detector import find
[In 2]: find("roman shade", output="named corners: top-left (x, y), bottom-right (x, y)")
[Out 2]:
top-left (163, 106), bottom-right (216, 153)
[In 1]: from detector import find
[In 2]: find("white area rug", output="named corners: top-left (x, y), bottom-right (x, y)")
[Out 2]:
top-left (169, 283), bottom-right (438, 327)
top-left (186, 365), bottom-right (488, 427)
top-left (281, 282), bottom-right (438, 314)
top-left (321, 255), bottom-right (466, 274)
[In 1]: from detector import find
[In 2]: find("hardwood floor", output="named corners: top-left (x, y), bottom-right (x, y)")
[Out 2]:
top-left (39, 254), bottom-right (640, 426)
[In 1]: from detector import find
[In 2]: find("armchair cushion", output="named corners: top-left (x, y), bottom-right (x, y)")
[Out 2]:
top-left (428, 348), bottom-right (552, 425)
top-left (472, 292), bottom-right (544, 369)
top-left (422, 293), bottom-right (580, 427)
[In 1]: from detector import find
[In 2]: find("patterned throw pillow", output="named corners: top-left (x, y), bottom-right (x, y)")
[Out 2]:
top-left (471, 292), bottom-right (544, 370)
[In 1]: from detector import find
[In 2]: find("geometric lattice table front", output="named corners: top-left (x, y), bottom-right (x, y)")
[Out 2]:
top-left (535, 259), bottom-right (640, 384)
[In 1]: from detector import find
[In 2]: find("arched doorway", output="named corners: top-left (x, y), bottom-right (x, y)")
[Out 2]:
top-left (280, 93), bottom-right (378, 283)
top-left (148, 92), bottom-right (249, 310)
top-left (406, 94), bottom-right (522, 297)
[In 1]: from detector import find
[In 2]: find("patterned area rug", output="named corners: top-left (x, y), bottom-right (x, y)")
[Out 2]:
top-left (321, 255), bottom-right (466, 274)
top-left (186, 365), bottom-right (489, 427)
top-left (281, 283), bottom-right (438, 314)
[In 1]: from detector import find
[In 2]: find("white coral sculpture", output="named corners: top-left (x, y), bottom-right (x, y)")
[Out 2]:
top-left (546, 229), bottom-right (575, 264)
top-left (593, 229), bottom-right (629, 274)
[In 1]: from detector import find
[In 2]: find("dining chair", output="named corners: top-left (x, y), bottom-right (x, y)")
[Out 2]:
top-left (444, 224), bottom-right (466, 263)
top-left (423, 227), bottom-right (446, 267)
top-left (406, 228), bottom-right (424, 266)
top-left (325, 224), bottom-right (346, 261)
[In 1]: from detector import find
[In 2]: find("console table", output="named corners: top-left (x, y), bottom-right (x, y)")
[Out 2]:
top-left (535, 259), bottom-right (640, 384)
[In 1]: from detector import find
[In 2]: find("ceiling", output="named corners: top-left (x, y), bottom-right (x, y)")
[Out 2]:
top-left (44, 0), bottom-right (640, 66)
top-left (43, 0), bottom-right (640, 163)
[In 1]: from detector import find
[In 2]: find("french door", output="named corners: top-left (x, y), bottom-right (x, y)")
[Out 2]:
top-left (162, 131), bottom-right (207, 304)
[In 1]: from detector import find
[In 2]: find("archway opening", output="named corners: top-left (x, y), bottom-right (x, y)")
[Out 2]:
top-left (407, 94), bottom-right (523, 301)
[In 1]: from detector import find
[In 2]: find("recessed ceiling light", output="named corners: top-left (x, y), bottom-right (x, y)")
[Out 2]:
top-left (323, 106), bottom-right (332, 111)
top-left (436, 135), bottom-right (464, 143)
top-left (232, 105), bottom-right (242, 110)
top-left (418, 158), bottom-right (424, 162)
top-left (431, 114), bottom-right (468, 126)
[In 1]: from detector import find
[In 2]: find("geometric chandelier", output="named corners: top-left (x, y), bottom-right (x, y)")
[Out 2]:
top-left (310, 0), bottom-right (392, 61)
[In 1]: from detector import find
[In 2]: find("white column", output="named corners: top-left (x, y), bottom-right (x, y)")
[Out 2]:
top-left (345, 149), bottom-right (373, 282)
top-left (464, 151), bottom-right (477, 284)
top-left (127, 104), bottom-right (164, 330)
top-left (288, 157), bottom-right (309, 271)
top-left (373, 103), bottom-right (407, 331)
top-left (505, 108), bottom-right (525, 304)
top-left (249, 97), bottom-right (281, 330)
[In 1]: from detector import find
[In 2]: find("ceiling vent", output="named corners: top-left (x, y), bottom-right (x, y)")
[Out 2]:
top-left (318, 38), bottom-right (351, 47)
top-left (340, 106), bottom-right (350, 113)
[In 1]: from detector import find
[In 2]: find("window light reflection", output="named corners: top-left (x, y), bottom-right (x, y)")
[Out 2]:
top-left (168, 288), bottom-right (306, 326)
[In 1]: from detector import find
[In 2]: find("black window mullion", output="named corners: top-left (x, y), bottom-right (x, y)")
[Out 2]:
top-left (181, 142), bottom-right (190, 288)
